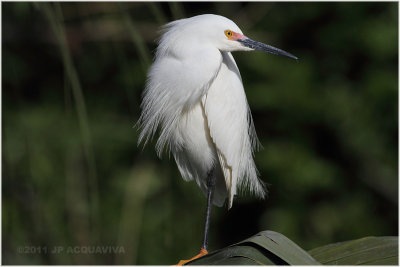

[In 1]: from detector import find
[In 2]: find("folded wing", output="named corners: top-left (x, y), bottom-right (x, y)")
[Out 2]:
top-left (202, 52), bottom-right (266, 208)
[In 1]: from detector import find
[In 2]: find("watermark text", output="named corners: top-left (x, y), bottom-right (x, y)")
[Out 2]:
top-left (17, 245), bottom-right (125, 255)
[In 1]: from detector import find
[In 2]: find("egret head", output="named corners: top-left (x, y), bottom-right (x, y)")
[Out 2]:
top-left (159, 14), bottom-right (297, 60)
top-left (208, 15), bottom-right (297, 59)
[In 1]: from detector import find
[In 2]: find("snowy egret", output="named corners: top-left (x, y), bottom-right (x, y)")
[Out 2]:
top-left (137, 14), bottom-right (297, 264)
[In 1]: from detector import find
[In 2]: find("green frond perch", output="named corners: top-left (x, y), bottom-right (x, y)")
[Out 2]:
top-left (185, 231), bottom-right (398, 265)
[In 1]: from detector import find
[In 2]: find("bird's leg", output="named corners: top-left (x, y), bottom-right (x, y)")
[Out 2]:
top-left (176, 168), bottom-right (215, 265)
top-left (202, 168), bottom-right (216, 251)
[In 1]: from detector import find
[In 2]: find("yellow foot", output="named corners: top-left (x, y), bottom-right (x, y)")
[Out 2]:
top-left (176, 248), bottom-right (208, 265)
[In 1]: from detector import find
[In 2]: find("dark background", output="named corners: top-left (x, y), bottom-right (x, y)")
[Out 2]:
top-left (3, 2), bottom-right (398, 265)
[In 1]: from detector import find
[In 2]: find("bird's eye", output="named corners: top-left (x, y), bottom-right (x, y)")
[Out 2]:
top-left (224, 30), bottom-right (233, 38)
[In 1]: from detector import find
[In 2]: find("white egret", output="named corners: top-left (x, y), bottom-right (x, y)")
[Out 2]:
top-left (137, 14), bottom-right (297, 264)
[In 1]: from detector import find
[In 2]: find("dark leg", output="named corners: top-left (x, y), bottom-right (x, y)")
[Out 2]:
top-left (176, 169), bottom-right (215, 265)
top-left (201, 168), bottom-right (216, 251)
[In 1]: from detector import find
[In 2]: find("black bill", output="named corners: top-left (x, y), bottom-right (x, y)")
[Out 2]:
top-left (238, 38), bottom-right (298, 60)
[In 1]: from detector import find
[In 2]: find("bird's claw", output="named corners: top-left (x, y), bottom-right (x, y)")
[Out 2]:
top-left (176, 248), bottom-right (208, 265)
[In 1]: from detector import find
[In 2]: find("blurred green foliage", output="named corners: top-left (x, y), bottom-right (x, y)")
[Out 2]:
top-left (3, 2), bottom-right (398, 265)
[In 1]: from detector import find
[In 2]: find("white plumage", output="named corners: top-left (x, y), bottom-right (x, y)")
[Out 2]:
top-left (138, 14), bottom-right (296, 209)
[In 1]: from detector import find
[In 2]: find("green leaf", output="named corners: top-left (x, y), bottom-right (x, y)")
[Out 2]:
top-left (187, 231), bottom-right (320, 265)
top-left (189, 245), bottom-right (278, 265)
top-left (308, 236), bottom-right (398, 265)
top-left (236, 231), bottom-right (320, 265)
